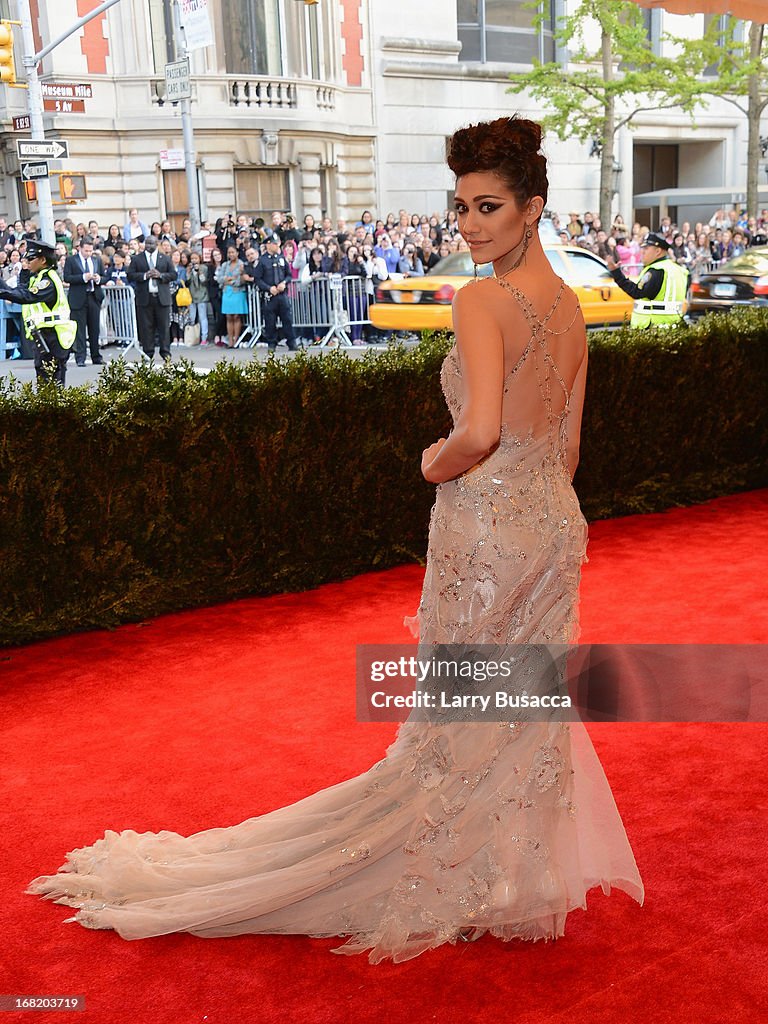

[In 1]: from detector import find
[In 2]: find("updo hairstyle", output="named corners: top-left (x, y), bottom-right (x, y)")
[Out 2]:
top-left (446, 115), bottom-right (548, 214)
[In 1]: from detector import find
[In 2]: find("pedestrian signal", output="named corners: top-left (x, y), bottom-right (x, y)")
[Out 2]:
top-left (58, 174), bottom-right (87, 201)
top-left (0, 21), bottom-right (17, 84)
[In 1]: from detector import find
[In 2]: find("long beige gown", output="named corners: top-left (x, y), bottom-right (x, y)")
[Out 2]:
top-left (26, 275), bottom-right (644, 963)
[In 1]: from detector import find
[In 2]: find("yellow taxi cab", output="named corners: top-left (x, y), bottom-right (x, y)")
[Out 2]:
top-left (370, 246), bottom-right (633, 331)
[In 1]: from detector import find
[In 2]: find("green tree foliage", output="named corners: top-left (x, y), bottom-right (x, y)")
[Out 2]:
top-left (507, 1), bottom-right (725, 227)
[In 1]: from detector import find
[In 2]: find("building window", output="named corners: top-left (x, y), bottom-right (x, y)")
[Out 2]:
top-left (163, 169), bottom-right (206, 231)
top-left (224, 0), bottom-right (282, 76)
top-left (163, 171), bottom-right (190, 233)
top-left (234, 168), bottom-right (289, 219)
top-left (282, 0), bottom-right (326, 79)
top-left (148, 0), bottom-right (173, 73)
top-left (702, 15), bottom-right (732, 77)
top-left (319, 167), bottom-right (333, 219)
top-left (457, 0), bottom-right (555, 65)
top-left (641, 9), bottom-right (662, 57)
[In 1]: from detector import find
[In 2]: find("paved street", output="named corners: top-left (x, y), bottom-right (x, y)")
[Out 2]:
top-left (0, 337), bottom-right (416, 387)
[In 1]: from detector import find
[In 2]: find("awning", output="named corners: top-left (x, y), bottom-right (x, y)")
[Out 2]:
top-left (627, 1), bottom-right (765, 18)
top-left (634, 186), bottom-right (768, 204)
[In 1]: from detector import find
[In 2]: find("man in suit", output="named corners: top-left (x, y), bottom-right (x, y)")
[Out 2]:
top-left (63, 238), bottom-right (105, 366)
top-left (126, 235), bottom-right (175, 361)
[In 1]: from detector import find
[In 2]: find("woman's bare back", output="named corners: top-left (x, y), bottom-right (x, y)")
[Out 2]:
top-left (466, 269), bottom-right (587, 459)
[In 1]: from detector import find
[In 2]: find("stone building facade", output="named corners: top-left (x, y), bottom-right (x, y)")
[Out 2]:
top-left (0, 0), bottom-right (763, 231)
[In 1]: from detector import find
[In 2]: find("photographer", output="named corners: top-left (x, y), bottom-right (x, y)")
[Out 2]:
top-left (279, 214), bottom-right (302, 245)
top-left (214, 214), bottom-right (239, 257)
top-left (341, 244), bottom-right (368, 346)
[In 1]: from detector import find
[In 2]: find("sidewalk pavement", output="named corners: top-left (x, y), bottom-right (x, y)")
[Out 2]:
top-left (0, 337), bottom-right (417, 388)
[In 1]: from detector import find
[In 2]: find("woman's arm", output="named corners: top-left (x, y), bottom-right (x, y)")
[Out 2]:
top-left (422, 282), bottom-right (504, 484)
top-left (564, 332), bottom-right (588, 481)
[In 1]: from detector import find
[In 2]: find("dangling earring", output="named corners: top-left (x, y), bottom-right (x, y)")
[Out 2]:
top-left (500, 223), bottom-right (533, 277)
top-left (473, 261), bottom-right (478, 280)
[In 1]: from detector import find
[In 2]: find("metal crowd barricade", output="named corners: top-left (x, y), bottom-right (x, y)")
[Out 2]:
top-left (0, 301), bottom-right (22, 360)
top-left (239, 274), bottom-right (371, 349)
top-left (100, 285), bottom-right (142, 358)
top-left (239, 285), bottom-right (263, 345)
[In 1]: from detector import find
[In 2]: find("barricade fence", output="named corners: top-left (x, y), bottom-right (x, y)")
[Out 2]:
top-left (240, 274), bottom-right (372, 348)
top-left (95, 275), bottom-right (377, 355)
top-left (6, 262), bottom-right (736, 363)
top-left (100, 285), bottom-right (142, 357)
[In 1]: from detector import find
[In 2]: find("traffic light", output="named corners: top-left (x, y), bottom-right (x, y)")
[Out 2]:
top-left (58, 174), bottom-right (87, 201)
top-left (0, 20), bottom-right (16, 85)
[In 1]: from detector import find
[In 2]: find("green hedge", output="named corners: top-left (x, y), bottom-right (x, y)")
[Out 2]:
top-left (1, 308), bottom-right (767, 646)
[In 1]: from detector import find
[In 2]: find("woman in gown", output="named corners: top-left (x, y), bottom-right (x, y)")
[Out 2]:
top-left (26, 116), bottom-right (644, 964)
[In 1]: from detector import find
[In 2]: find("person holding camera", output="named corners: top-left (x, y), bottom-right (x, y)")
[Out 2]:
top-left (341, 244), bottom-right (368, 345)
top-left (279, 214), bottom-right (302, 245)
top-left (252, 232), bottom-right (297, 353)
top-left (214, 214), bottom-right (239, 257)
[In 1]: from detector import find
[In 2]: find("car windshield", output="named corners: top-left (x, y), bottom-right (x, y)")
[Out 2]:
top-left (715, 248), bottom-right (768, 275)
top-left (426, 220), bottom-right (561, 277)
top-left (427, 245), bottom-right (568, 279)
top-left (427, 253), bottom-right (493, 277)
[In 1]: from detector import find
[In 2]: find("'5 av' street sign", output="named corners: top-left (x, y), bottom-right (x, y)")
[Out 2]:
top-left (16, 139), bottom-right (69, 160)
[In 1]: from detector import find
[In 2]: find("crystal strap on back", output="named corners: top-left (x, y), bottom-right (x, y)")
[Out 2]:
top-left (492, 275), bottom-right (580, 457)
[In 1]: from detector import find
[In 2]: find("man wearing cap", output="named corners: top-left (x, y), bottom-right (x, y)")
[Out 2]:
top-left (0, 241), bottom-right (77, 385)
top-left (252, 234), bottom-right (297, 352)
top-left (606, 232), bottom-right (689, 328)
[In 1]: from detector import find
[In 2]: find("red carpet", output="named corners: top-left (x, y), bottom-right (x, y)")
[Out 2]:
top-left (2, 489), bottom-right (767, 1024)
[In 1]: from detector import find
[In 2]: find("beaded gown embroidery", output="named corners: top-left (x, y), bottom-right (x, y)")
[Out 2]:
top-left (26, 277), bottom-right (644, 964)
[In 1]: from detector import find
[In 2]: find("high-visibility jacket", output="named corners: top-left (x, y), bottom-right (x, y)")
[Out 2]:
top-left (630, 257), bottom-right (688, 329)
top-left (22, 268), bottom-right (77, 349)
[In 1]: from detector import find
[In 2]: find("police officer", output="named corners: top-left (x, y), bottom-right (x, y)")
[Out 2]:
top-left (606, 232), bottom-right (689, 328)
top-left (252, 232), bottom-right (297, 352)
top-left (0, 240), bottom-right (77, 385)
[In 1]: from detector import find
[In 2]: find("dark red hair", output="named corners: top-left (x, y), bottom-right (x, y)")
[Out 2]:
top-left (446, 115), bottom-right (548, 211)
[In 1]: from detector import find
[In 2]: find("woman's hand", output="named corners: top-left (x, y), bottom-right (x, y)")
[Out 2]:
top-left (421, 438), bottom-right (447, 482)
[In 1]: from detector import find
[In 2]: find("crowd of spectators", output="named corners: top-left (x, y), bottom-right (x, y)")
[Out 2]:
top-left (554, 207), bottom-right (768, 279)
top-left (2, 201), bottom-right (767, 350)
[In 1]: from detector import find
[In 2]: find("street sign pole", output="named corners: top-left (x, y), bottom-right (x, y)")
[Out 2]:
top-left (16, 0), bottom-right (53, 242)
top-left (14, 0), bottom-right (123, 244)
top-left (172, 0), bottom-right (201, 234)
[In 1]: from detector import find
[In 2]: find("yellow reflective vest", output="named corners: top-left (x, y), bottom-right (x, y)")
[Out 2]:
top-left (630, 257), bottom-right (689, 329)
top-left (23, 268), bottom-right (77, 349)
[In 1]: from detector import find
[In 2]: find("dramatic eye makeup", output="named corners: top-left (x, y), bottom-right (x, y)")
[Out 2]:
top-left (454, 194), bottom-right (506, 214)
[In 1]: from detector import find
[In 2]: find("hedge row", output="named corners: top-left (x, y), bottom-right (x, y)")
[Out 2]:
top-left (1, 308), bottom-right (767, 646)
